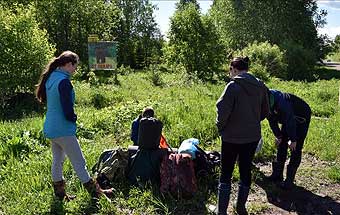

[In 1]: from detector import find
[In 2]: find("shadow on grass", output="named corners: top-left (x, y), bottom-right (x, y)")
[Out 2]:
top-left (312, 66), bottom-right (340, 80)
top-left (254, 168), bottom-right (340, 215)
top-left (46, 197), bottom-right (101, 215)
top-left (49, 198), bottom-right (66, 215)
top-left (43, 174), bottom-right (218, 214)
top-left (0, 93), bottom-right (44, 120)
top-left (79, 198), bottom-right (101, 215)
top-left (158, 173), bottom-right (219, 214)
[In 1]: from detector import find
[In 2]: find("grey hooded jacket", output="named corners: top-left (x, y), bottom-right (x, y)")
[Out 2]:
top-left (216, 73), bottom-right (269, 144)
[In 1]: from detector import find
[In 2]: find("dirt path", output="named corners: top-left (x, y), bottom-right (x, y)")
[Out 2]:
top-left (324, 62), bottom-right (340, 71)
top-left (224, 154), bottom-right (340, 215)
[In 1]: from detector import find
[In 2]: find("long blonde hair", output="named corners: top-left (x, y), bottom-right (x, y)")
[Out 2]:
top-left (35, 51), bottom-right (79, 103)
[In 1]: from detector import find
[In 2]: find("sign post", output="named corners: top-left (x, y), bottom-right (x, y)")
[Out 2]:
top-left (88, 35), bottom-right (117, 71)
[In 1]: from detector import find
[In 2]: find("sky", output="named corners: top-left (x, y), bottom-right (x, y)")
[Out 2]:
top-left (151, 0), bottom-right (340, 40)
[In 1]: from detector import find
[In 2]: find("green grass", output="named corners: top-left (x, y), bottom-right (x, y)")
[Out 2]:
top-left (0, 70), bottom-right (340, 214)
top-left (327, 165), bottom-right (340, 183)
top-left (328, 52), bottom-right (340, 62)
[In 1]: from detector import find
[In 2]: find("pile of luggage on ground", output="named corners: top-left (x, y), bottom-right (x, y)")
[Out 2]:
top-left (92, 112), bottom-right (220, 199)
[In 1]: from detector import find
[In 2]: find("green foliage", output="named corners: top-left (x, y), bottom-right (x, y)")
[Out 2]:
top-left (327, 165), bottom-right (340, 183)
top-left (165, 3), bottom-right (225, 81)
top-left (35, 0), bottom-right (120, 64)
top-left (312, 66), bottom-right (340, 80)
top-left (328, 52), bottom-right (340, 62)
top-left (0, 5), bottom-right (55, 99)
top-left (147, 64), bottom-right (164, 87)
top-left (316, 34), bottom-right (333, 60)
top-left (116, 0), bottom-right (163, 68)
top-left (281, 40), bottom-right (316, 80)
top-left (0, 93), bottom-right (44, 120)
top-left (12, 0), bottom-right (164, 69)
top-left (249, 63), bottom-right (270, 82)
top-left (328, 36), bottom-right (340, 62)
top-left (210, 0), bottom-right (321, 50)
top-left (267, 78), bottom-right (339, 118)
top-left (0, 119), bottom-right (47, 165)
top-left (332, 35), bottom-right (340, 52)
top-left (209, 0), bottom-right (323, 79)
top-left (238, 41), bottom-right (287, 80)
top-left (91, 92), bottom-right (110, 109)
top-left (0, 71), bottom-right (340, 214)
top-left (176, 0), bottom-right (200, 10)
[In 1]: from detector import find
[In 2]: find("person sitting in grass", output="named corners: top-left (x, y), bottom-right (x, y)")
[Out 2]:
top-left (130, 107), bottom-right (155, 146)
top-left (130, 107), bottom-right (168, 148)
top-left (267, 89), bottom-right (311, 189)
top-left (128, 107), bottom-right (166, 185)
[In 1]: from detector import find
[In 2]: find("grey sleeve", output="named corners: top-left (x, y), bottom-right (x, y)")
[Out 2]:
top-left (216, 84), bottom-right (235, 133)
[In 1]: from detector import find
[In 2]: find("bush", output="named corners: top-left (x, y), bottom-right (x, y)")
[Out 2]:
top-left (164, 4), bottom-right (225, 82)
top-left (281, 40), bottom-right (316, 80)
top-left (238, 41), bottom-right (287, 80)
top-left (148, 64), bottom-right (164, 87)
top-left (250, 63), bottom-right (270, 82)
top-left (0, 5), bottom-right (55, 100)
top-left (328, 52), bottom-right (340, 62)
top-left (91, 92), bottom-right (110, 109)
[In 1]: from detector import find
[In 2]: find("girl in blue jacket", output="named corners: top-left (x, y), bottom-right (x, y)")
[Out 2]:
top-left (36, 51), bottom-right (113, 201)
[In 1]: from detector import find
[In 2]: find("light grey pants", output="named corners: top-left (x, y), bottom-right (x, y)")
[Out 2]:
top-left (51, 136), bottom-right (91, 183)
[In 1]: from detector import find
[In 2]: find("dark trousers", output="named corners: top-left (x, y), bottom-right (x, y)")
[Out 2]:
top-left (277, 118), bottom-right (310, 169)
top-left (220, 140), bottom-right (258, 187)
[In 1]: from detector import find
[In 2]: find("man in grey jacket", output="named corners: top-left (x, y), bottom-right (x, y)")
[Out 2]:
top-left (216, 57), bottom-right (269, 215)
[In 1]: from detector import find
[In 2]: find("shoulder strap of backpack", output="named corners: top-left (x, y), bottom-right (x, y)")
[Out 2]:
top-left (92, 150), bottom-right (113, 174)
top-left (194, 144), bottom-right (208, 158)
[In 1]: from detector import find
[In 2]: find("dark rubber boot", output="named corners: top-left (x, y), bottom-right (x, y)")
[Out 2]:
top-left (281, 164), bottom-right (298, 190)
top-left (217, 182), bottom-right (231, 215)
top-left (268, 161), bottom-right (284, 183)
top-left (236, 184), bottom-right (249, 215)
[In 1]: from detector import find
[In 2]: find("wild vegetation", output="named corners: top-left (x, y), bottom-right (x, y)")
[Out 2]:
top-left (328, 35), bottom-right (340, 62)
top-left (0, 0), bottom-right (339, 214)
top-left (0, 70), bottom-right (340, 214)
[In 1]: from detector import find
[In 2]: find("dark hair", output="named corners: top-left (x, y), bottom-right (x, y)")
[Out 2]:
top-left (142, 107), bottom-right (154, 117)
top-left (35, 51), bottom-right (79, 103)
top-left (230, 56), bottom-right (249, 71)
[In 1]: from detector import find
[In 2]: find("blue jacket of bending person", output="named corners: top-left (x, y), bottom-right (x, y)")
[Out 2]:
top-left (268, 89), bottom-right (311, 142)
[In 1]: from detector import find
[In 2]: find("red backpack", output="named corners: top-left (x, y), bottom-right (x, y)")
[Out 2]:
top-left (160, 153), bottom-right (197, 199)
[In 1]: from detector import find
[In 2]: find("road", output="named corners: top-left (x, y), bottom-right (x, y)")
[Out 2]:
top-left (324, 61), bottom-right (340, 71)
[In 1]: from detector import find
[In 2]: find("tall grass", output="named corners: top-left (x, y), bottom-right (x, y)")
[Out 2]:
top-left (0, 70), bottom-right (339, 214)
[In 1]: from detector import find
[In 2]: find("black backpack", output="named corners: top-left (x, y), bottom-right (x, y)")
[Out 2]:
top-left (194, 145), bottom-right (221, 177)
top-left (137, 117), bottom-right (163, 149)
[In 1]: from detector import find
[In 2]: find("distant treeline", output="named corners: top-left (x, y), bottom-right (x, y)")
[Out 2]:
top-left (0, 0), bottom-right (335, 101)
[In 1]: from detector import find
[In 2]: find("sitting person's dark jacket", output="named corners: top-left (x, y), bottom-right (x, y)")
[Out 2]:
top-left (128, 107), bottom-right (166, 185)
top-left (130, 107), bottom-right (158, 146)
top-left (137, 116), bottom-right (163, 149)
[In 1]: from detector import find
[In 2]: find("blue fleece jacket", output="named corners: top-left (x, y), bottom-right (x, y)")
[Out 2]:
top-left (267, 90), bottom-right (297, 141)
top-left (43, 69), bottom-right (77, 138)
